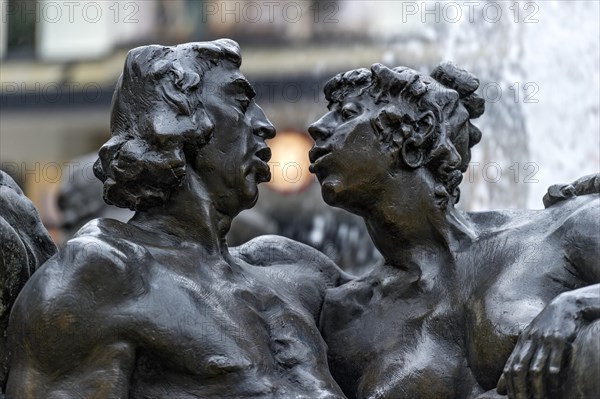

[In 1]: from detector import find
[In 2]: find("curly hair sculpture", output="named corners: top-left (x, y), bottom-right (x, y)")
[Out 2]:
top-left (324, 61), bottom-right (485, 208)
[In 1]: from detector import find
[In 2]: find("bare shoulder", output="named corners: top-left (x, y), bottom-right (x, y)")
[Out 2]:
top-left (42, 218), bottom-right (150, 299)
top-left (232, 235), bottom-right (352, 287)
top-left (466, 191), bottom-right (598, 238)
top-left (542, 173), bottom-right (600, 255)
top-left (544, 193), bottom-right (599, 244)
top-left (548, 190), bottom-right (599, 227)
top-left (7, 218), bottom-right (142, 395)
top-left (9, 218), bottom-right (150, 359)
top-left (550, 195), bottom-right (600, 282)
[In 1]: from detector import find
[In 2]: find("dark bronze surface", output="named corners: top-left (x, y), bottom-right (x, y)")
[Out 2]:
top-left (3, 43), bottom-right (599, 399)
top-left (6, 40), bottom-right (348, 398)
top-left (0, 171), bottom-right (56, 392)
top-left (309, 62), bottom-right (599, 399)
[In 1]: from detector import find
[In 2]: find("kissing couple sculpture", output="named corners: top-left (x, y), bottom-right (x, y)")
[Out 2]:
top-left (4, 39), bottom-right (599, 399)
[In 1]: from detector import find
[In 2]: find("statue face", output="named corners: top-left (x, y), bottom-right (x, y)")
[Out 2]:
top-left (308, 93), bottom-right (395, 213)
top-left (194, 65), bottom-right (275, 215)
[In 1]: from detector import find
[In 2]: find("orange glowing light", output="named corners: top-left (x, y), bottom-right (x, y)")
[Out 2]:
top-left (266, 131), bottom-right (315, 194)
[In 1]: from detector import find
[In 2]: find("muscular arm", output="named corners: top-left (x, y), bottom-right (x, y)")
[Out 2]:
top-left (233, 235), bottom-right (352, 315)
top-left (1, 171), bottom-right (57, 390)
top-left (235, 235), bottom-right (352, 281)
top-left (231, 235), bottom-right (347, 397)
top-left (6, 226), bottom-right (141, 398)
top-left (498, 196), bottom-right (600, 399)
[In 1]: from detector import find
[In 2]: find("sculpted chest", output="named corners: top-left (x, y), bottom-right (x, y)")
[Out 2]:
top-left (321, 270), bottom-right (477, 399)
top-left (118, 256), bottom-right (334, 396)
top-left (126, 266), bottom-right (271, 374)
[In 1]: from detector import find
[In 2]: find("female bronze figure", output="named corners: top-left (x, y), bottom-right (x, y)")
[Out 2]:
top-left (309, 62), bottom-right (599, 399)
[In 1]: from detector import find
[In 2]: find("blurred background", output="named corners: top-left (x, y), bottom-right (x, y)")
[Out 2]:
top-left (1, 0), bottom-right (599, 274)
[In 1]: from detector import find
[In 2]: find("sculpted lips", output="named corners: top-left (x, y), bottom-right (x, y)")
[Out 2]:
top-left (308, 146), bottom-right (331, 173)
top-left (255, 147), bottom-right (272, 163)
top-left (251, 147), bottom-right (272, 183)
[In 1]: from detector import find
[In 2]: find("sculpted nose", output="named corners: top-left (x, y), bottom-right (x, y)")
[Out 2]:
top-left (254, 121), bottom-right (276, 140)
top-left (252, 108), bottom-right (276, 140)
top-left (308, 120), bottom-right (331, 141)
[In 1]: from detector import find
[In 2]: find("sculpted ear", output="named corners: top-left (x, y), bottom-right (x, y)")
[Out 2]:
top-left (146, 60), bottom-right (214, 144)
top-left (147, 103), bottom-right (213, 145)
top-left (372, 107), bottom-right (410, 149)
top-left (373, 108), bottom-right (436, 168)
top-left (147, 84), bottom-right (214, 145)
top-left (401, 111), bottom-right (435, 169)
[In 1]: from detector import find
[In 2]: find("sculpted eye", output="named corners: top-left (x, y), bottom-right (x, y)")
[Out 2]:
top-left (341, 104), bottom-right (358, 120)
top-left (237, 98), bottom-right (250, 113)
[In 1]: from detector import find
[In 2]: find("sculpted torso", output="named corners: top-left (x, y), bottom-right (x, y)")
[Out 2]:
top-left (321, 264), bottom-right (480, 399)
top-left (308, 61), bottom-right (599, 398)
top-left (464, 195), bottom-right (599, 393)
top-left (320, 195), bottom-right (598, 398)
top-left (8, 39), bottom-right (351, 399)
top-left (8, 219), bottom-right (345, 398)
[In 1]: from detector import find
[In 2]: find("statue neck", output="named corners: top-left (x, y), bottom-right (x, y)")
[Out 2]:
top-left (363, 170), bottom-right (475, 274)
top-left (128, 169), bottom-right (232, 257)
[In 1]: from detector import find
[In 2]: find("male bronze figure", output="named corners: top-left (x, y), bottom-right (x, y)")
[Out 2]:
top-left (309, 62), bottom-right (599, 398)
top-left (7, 40), bottom-right (347, 398)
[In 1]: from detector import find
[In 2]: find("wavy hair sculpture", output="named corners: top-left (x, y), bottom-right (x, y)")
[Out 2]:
top-left (94, 39), bottom-right (241, 211)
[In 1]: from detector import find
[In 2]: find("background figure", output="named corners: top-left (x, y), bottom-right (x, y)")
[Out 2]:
top-left (311, 62), bottom-right (599, 398)
top-left (57, 153), bottom-right (133, 239)
top-left (0, 171), bottom-right (56, 392)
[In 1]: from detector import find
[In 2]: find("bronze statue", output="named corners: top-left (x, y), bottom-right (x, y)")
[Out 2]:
top-left (309, 62), bottom-right (599, 398)
top-left (6, 40), bottom-right (348, 398)
top-left (0, 171), bottom-right (56, 392)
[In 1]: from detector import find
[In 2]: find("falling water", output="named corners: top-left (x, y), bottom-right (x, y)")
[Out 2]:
top-left (440, 0), bottom-right (599, 210)
top-left (520, 1), bottom-right (600, 209)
